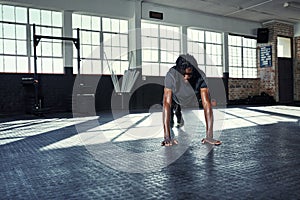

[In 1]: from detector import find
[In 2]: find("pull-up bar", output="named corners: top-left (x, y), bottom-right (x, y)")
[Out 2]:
top-left (32, 23), bottom-right (81, 112)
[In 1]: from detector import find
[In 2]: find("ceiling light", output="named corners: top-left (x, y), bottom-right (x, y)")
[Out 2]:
top-left (283, 2), bottom-right (300, 9)
top-left (283, 2), bottom-right (290, 7)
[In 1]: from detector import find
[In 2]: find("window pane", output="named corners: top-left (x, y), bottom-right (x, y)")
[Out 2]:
top-left (16, 7), bottom-right (27, 23)
top-left (17, 41), bottom-right (27, 55)
top-left (53, 42), bottom-right (62, 57)
top-left (30, 9), bottom-right (40, 25)
top-left (3, 24), bottom-right (15, 39)
top-left (41, 26), bottom-right (51, 36)
top-left (17, 56), bottom-right (28, 72)
top-left (82, 45), bottom-right (92, 58)
top-left (0, 5), bottom-right (2, 21)
top-left (120, 34), bottom-right (128, 47)
top-left (103, 33), bottom-right (112, 45)
top-left (91, 46), bottom-right (100, 59)
top-left (42, 42), bottom-right (52, 56)
top-left (112, 35), bottom-right (120, 46)
top-left (91, 16), bottom-right (100, 31)
top-left (104, 46), bottom-right (112, 59)
top-left (42, 58), bottom-right (53, 73)
top-left (3, 5), bottom-right (15, 22)
top-left (92, 32), bottom-right (100, 44)
top-left (0, 39), bottom-right (3, 54)
top-left (52, 28), bottom-right (61, 37)
top-left (277, 37), bottom-right (291, 58)
top-left (16, 25), bottom-right (26, 40)
top-left (52, 11), bottom-right (62, 27)
top-left (160, 26), bottom-right (167, 38)
top-left (121, 48), bottom-right (128, 60)
top-left (4, 39), bottom-right (16, 54)
top-left (73, 59), bottom-right (78, 74)
top-left (103, 18), bottom-right (111, 32)
top-left (53, 58), bottom-right (63, 73)
top-left (82, 59), bottom-right (93, 74)
top-left (111, 19), bottom-right (120, 32)
top-left (0, 56), bottom-right (3, 71)
top-left (82, 31), bottom-right (91, 44)
top-left (92, 60), bottom-right (102, 74)
top-left (112, 60), bottom-right (121, 74)
top-left (72, 14), bottom-right (81, 28)
top-left (120, 20), bottom-right (128, 33)
top-left (4, 56), bottom-right (16, 72)
top-left (112, 47), bottom-right (120, 59)
top-left (82, 15), bottom-right (91, 30)
top-left (41, 10), bottom-right (51, 26)
top-left (141, 23), bottom-right (159, 37)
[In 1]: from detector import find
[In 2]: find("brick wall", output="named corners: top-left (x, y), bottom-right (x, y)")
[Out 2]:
top-left (228, 22), bottom-right (296, 103)
top-left (259, 21), bottom-right (294, 102)
top-left (258, 67), bottom-right (276, 97)
top-left (228, 78), bottom-right (260, 100)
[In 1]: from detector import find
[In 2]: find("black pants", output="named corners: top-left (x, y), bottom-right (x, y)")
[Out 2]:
top-left (170, 102), bottom-right (182, 124)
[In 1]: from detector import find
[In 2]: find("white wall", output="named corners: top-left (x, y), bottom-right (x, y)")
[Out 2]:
top-left (141, 2), bottom-right (261, 36)
top-left (3, 0), bottom-right (261, 36)
top-left (2, 0), bottom-right (135, 19)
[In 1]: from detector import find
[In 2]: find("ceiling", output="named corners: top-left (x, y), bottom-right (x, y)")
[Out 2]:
top-left (142, 0), bottom-right (300, 24)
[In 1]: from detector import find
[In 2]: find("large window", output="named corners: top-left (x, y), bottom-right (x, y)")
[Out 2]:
top-left (228, 35), bottom-right (257, 78)
top-left (187, 29), bottom-right (223, 77)
top-left (0, 4), bottom-right (28, 73)
top-left (29, 8), bottom-right (63, 74)
top-left (141, 21), bottom-right (180, 76)
top-left (0, 4), bottom-right (63, 74)
top-left (72, 14), bottom-right (128, 75)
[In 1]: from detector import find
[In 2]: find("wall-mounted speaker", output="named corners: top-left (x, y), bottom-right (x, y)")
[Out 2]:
top-left (149, 11), bottom-right (163, 20)
top-left (257, 28), bottom-right (269, 43)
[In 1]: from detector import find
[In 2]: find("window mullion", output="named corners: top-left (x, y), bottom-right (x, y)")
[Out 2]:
top-left (158, 25), bottom-right (161, 75)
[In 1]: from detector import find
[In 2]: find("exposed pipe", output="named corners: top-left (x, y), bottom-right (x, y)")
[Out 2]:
top-left (224, 0), bottom-right (273, 16)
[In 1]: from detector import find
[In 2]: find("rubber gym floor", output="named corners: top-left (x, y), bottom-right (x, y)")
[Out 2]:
top-left (0, 105), bottom-right (299, 199)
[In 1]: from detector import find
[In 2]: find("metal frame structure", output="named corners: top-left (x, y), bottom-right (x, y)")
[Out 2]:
top-left (32, 23), bottom-right (80, 111)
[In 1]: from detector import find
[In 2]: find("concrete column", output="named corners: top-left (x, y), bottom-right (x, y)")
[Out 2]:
top-left (128, 0), bottom-right (142, 69)
top-left (63, 11), bottom-right (73, 73)
top-left (222, 32), bottom-right (229, 74)
top-left (181, 26), bottom-right (187, 54)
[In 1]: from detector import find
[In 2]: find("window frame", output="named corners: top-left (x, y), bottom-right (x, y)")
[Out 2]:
top-left (187, 28), bottom-right (223, 77)
top-left (141, 21), bottom-right (181, 77)
top-left (0, 4), bottom-right (29, 73)
top-left (72, 14), bottom-right (129, 75)
top-left (228, 34), bottom-right (257, 78)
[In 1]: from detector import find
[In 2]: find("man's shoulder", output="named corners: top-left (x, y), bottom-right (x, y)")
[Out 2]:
top-left (165, 66), bottom-right (177, 77)
top-left (167, 66), bottom-right (177, 73)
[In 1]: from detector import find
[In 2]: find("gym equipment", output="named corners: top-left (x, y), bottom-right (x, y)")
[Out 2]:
top-left (32, 23), bottom-right (80, 114)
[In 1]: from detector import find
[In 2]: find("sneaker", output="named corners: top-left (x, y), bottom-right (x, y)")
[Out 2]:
top-left (176, 119), bottom-right (184, 128)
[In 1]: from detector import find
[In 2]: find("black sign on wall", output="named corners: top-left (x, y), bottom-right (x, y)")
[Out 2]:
top-left (260, 46), bottom-right (272, 68)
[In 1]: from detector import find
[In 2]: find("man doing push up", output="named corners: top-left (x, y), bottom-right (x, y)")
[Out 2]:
top-left (162, 54), bottom-right (222, 146)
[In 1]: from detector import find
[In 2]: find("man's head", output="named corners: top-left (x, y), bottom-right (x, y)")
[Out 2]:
top-left (175, 54), bottom-right (198, 80)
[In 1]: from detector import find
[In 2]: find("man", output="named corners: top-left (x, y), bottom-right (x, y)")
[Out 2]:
top-left (162, 54), bottom-right (221, 146)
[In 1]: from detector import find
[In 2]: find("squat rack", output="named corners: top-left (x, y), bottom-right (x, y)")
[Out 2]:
top-left (32, 23), bottom-right (81, 111)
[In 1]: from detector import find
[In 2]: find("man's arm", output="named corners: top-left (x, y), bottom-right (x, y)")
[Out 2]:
top-left (200, 88), bottom-right (222, 145)
top-left (200, 88), bottom-right (214, 138)
top-left (162, 88), bottom-right (173, 145)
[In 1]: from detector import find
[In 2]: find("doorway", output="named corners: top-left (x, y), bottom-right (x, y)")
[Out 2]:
top-left (277, 36), bottom-right (293, 104)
